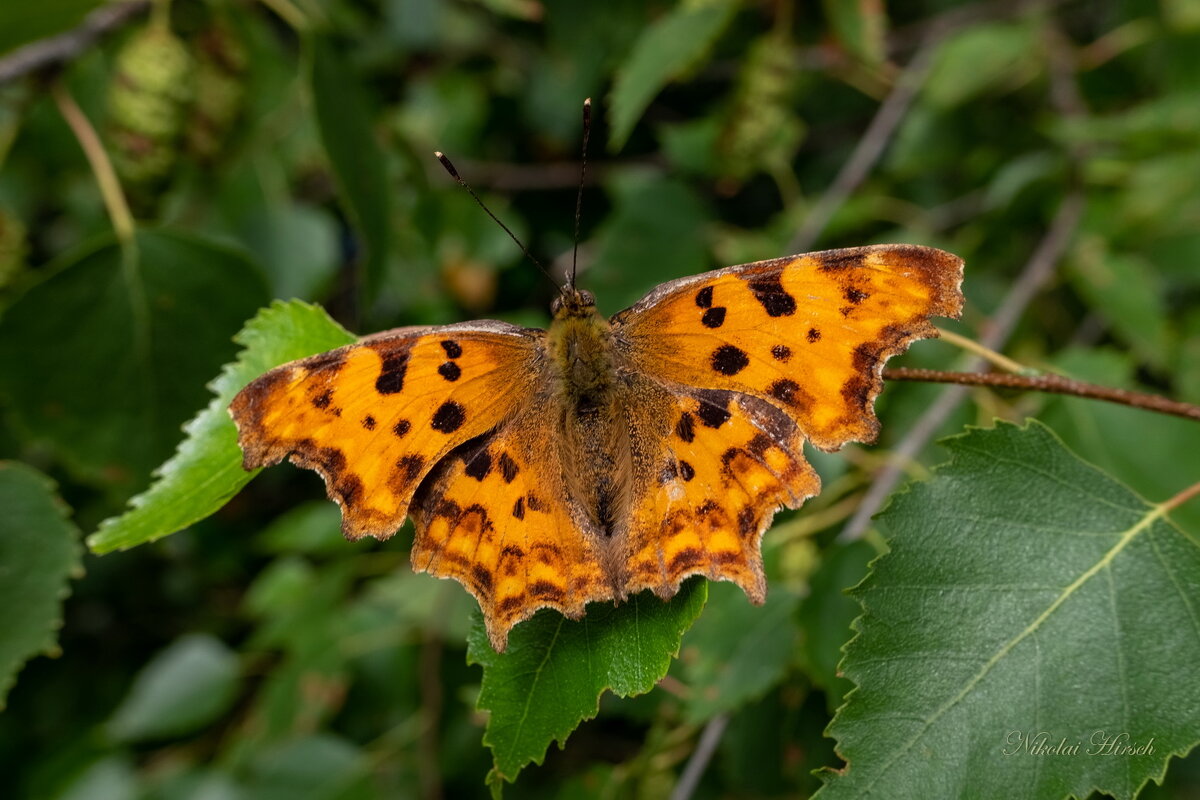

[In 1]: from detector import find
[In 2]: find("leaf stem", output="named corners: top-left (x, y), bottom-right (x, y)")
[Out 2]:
top-left (883, 367), bottom-right (1200, 422)
top-left (936, 328), bottom-right (1026, 373)
top-left (51, 80), bottom-right (135, 245)
top-left (1161, 481), bottom-right (1200, 514)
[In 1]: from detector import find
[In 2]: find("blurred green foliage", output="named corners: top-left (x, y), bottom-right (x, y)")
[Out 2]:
top-left (0, 0), bottom-right (1198, 797)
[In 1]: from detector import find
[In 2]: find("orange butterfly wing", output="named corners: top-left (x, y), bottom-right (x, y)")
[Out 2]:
top-left (230, 321), bottom-right (540, 540)
top-left (612, 244), bottom-right (963, 600)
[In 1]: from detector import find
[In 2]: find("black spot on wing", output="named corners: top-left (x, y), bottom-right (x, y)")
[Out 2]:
top-left (396, 454), bottom-right (425, 484)
top-left (376, 351), bottom-right (409, 394)
top-left (695, 391), bottom-right (732, 428)
top-left (701, 307), bottom-right (726, 328)
top-left (695, 285), bottom-right (714, 308)
top-left (771, 344), bottom-right (791, 361)
top-left (312, 390), bottom-right (333, 409)
top-left (465, 449), bottom-right (492, 481)
top-left (769, 379), bottom-right (801, 406)
top-left (807, 328), bottom-right (821, 343)
top-left (498, 452), bottom-right (519, 482)
top-left (438, 361), bottom-right (461, 382)
top-left (441, 340), bottom-right (462, 358)
top-left (711, 345), bottom-right (750, 375)
top-left (746, 274), bottom-right (796, 317)
top-left (393, 419), bottom-right (411, 438)
top-left (679, 460), bottom-right (695, 481)
top-left (431, 401), bottom-right (466, 433)
top-left (676, 412), bottom-right (696, 443)
top-left (362, 415), bottom-right (377, 430)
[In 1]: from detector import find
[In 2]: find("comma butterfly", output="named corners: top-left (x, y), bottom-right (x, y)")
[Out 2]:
top-left (230, 240), bottom-right (963, 650)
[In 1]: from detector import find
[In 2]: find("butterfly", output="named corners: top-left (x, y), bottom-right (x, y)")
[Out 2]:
top-left (230, 244), bottom-right (963, 651)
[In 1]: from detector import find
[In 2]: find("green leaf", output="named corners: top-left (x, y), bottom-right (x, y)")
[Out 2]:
top-left (467, 579), bottom-right (708, 787)
top-left (819, 421), bottom-right (1200, 800)
top-left (245, 734), bottom-right (371, 800)
top-left (237, 203), bottom-right (341, 301)
top-left (1037, 348), bottom-right (1200, 538)
top-left (607, 0), bottom-right (738, 151)
top-left (107, 634), bottom-right (241, 743)
top-left (1068, 240), bottom-right (1171, 368)
top-left (88, 300), bottom-right (355, 554)
top-left (310, 37), bottom-right (391, 300)
top-left (55, 756), bottom-right (138, 800)
top-left (795, 540), bottom-right (874, 707)
top-left (0, 0), bottom-right (100, 57)
top-left (676, 581), bottom-right (800, 723)
top-left (0, 462), bottom-right (82, 708)
top-left (923, 21), bottom-right (1039, 108)
top-left (821, 0), bottom-right (886, 66)
top-left (0, 229), bottom-right (269, 490)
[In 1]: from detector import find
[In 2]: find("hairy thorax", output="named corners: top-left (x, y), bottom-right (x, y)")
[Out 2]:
top-left (545, 289), bottom-right (634, 546)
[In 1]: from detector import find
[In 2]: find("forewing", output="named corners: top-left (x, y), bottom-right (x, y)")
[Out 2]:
top-left (613, 244), bottom-right (964, 450)
top-left (230, 321), bottom-right (540, 540)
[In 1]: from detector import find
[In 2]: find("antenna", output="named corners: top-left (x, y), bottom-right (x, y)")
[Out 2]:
top-left (434, 151), bottom-right (560, 290)
top-left (569, 97), bottom-right (592, 290)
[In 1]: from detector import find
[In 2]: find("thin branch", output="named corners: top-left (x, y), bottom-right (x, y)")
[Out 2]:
top-left (884, 368), bottom-right (1200, 422)
top-left (787, 36), bottom-right (938, 253)
top-left (669, 713), bottom-right (729, 800)
top-left (0, 2), bottom-right (150, 85)
top-left (51, 80), bottom-right (135, 245)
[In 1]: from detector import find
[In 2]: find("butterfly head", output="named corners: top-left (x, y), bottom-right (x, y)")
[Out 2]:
top-left (551, 287), bottom-right (597, 320)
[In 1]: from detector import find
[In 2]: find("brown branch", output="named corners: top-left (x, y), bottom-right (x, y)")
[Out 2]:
top-left (884, 368), bottom-right (1200, 422)
top-left (0, 2), bottom-right (150, 85)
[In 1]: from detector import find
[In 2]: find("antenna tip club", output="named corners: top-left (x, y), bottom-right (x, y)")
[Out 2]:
top-left (434, 151), bottom-right (461, 179)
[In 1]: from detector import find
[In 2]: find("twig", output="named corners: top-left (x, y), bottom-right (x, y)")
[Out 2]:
top-left (0, 2), bottom-right (150, 85)
top-left (51, 80), bottom-right (135, 245)
top-left (787, 36), bottom-right (938, 253)
top-left (884, 368), bottom-right (1200, 422)
top-left (669, 713), bottom-right (729, 800)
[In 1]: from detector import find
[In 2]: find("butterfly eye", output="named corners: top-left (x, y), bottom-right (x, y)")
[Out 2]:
top-left (551, 295), bottom-right (564, 315)
top-left (579, 290), bottom-right (596, 307)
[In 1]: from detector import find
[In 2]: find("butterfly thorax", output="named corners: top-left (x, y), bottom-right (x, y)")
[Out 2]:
top-left (547, 288), bottom-right (617, 400)
top-left (546, 287), bottom-right (634, 555)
